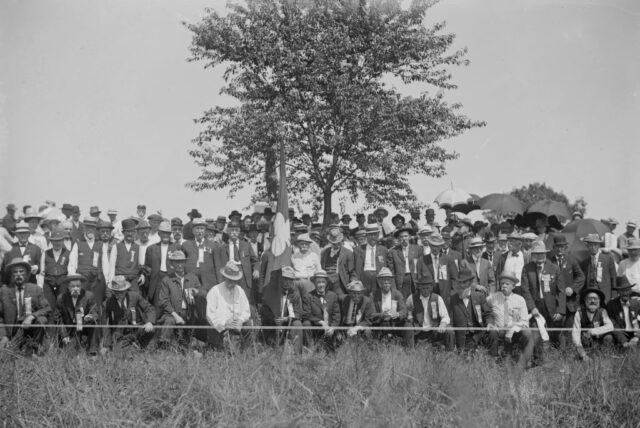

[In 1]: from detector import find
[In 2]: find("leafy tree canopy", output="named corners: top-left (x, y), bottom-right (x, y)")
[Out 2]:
top-left (510, 182), bottom-right (587, 217)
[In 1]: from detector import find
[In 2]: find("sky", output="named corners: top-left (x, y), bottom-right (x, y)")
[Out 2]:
top-left (1, 0), bottom-right (639, 226)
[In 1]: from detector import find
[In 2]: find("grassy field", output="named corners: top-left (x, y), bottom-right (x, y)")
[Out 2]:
top-left (1, 341), bottom-right (639, 427)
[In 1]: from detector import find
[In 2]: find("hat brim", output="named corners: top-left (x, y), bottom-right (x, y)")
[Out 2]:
top-left (108, 282), bottom-right (131, 291)
top-left (374, 209), bottom-right (389, 218)
top-left (62, 274), bottom-right (87, 285)
top-left (327, 235), bottom-right (344, 244)
top-left (580, 288), bottom-right (606, 306)
top-left (7, 260), bottom-right (31, 272)
top-left (221, 269), bottom-right (243, 281)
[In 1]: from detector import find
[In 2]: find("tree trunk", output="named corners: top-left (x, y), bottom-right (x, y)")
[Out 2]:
top-left (265, 147), bottom-right (278, 203)
top-left (322, 188), bottom-right (333, 229)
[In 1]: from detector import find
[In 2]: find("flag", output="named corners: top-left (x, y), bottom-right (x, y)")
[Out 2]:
top-left (271, 139), bottom-right (292, 271)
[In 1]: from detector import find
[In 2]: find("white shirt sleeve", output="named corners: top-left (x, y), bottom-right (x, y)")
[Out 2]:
top-left (438, 295), bottom-right (450, 327)
top-left (206, 287), bottom-right (225, 332)
top-left (68, 244), bottom-right (78, 275)
top-left (406, 296), bottom-right (414, 321)
top-left (572, 310), bottom-right (583, 349)
top-left (102, 243), bottom-right (112, 283)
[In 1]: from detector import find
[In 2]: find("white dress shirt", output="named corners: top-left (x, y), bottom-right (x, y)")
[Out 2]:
top-left (206, 283), bottom-right (251, 332)
top-left (618, 258), bottom-right (640, 294)
top-left (503, 251), bottom-right (525, 287)
top-left (160, 243), bottom-right (169, 272)
top-left (364, 244), bottom-right (377, 271)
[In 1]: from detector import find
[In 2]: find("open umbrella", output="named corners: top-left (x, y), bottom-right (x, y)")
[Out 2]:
top-left (477, 193), bottom-right (525, 217)
top-left (434, 188), bottom-right (479, 214)
top-left (527, 199), bottom-right (571, 220)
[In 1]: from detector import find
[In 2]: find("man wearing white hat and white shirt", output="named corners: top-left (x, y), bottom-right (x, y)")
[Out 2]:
top-left (496, 232), bottom-right (526, 289)
top-left (416, 226), bottom-right (435, 256)
top-left (205, 261), bottom-right (252, 349)
top-left (462, 237), bottom-right (496, 294)
top-left (521, 232), bottom-right (538, 264)
top-left (23, 207), bottom-right (48, 253)
top-left (107, 209), bottom-right (124, 243)
top-left (601, 218), bottom-right (619, 256)
top-left (618, 221), bottom-right (637, 258)
top-left (617, 238), bottom-right (640, 295)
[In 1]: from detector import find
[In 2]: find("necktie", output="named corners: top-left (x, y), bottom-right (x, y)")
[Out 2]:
top-left (233, 242), bottom-right (240, 262)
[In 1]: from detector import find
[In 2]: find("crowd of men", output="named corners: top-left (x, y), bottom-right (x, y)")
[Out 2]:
top-left (0, 202), bottom-right (639, 367)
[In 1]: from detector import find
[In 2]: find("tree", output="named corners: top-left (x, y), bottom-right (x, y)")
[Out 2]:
top-left (510, 182), bottom-right (588, 217)
top-left (186, 0), bottom-right (484, 223)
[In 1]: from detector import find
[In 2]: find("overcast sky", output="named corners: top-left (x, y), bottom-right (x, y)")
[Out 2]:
top-left (1, 0), bottom-right (639, 226)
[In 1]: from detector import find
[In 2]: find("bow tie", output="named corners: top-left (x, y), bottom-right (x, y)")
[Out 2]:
top-left (16, 285), bottom-right (24, 291)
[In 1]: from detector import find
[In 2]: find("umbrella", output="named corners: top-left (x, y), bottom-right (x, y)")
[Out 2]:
top-left (556, 219), bottom-right (609, 264)
top-left (514, 213), bottom-right (563, 231)
top-left (527, 199), bottom-right (571, 220)
top-left (477, 193), bottom-right (525, 217)
top-left (434, 188), bottom-right (472, 208)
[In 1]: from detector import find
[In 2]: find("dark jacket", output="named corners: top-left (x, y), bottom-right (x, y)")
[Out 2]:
top-left (520, 260), bottom-right (567, 319)
top-left (303, 289), bottom-right (341, 326)
top-left (0, 283), bottom-right (51, 338)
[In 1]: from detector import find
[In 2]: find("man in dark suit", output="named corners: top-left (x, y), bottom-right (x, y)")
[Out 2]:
top-left (605, 277), bottom-right (640, 348)
top-left (103, 275), bottom-right (155, 351)
top-left (339, 280), bottom-right (375, 339)
top-left (56, 274), bottom-right (100, 354)
top-left (70, 205), bottom-right (84, 242)
top-left (213, 223), bottom-right (259, 306)
top-left (450, 268), bottom-right (494, 352)
top-left (417, 233), bottom-right (459, 312)
top-left (157, 251), bottom-right (201, 348)
top-left (111, 218), bottom-right (143, 296)
top-left (181, 218), bottom-right (219, 292)
top-left (2, 221), bottom-right (42, 285)
top-left (580, 234), bottom-right (617, 304)
top-left (0, 258), bottom-right (51, 354)
top-left (370, 268), bottom-right (412, 346)
top-left (320, 228), bottom-right (356, 297)
top-left (548, 234), bottom-right (585, 347)
top-left (387, 227), bottom-right (422, 299)
top-left (144, 221), bottom-right (181, 311)
top-left (302, 270), bottom-right (340, 349)
top-left (461, 237), bottom-right (496, 294)
top-left (481, 233), bottom-right (501, 275)
top-left (41, 228), bottom-right (70, 311)
top-left (353, 225), bottom-right (388, 294)
top-left (182, 209), bottom-right (201, 241)
top-left (521, 241), bottom-right (566, 361)
top-left (441, 230), bottom-right (462, 263)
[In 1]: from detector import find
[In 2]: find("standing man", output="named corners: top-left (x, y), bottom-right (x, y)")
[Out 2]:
top-left (353, 225), bottom-right (388, 295)
top-left (107, 209), bottom-right (124, 243)
top-left (481, 233), bottom-right (500, 275)
top-left (40, 228), bottom-right (70, 311)
top-left (109, 219), bottom-right (143, 295)
top-left (147, 214), bottom-right (163, 245)
top-left (617, 238), bottom-right (640, 294)
top-left (618, 221), bottom-right (637, 257)
top-left (182, 209), bottom-right (201, 241)
top-left (145, 221), bottom-right (183, 310)
top-left (171, 217), bottom-right (186, 246)
top-left (581, 234), bottom-right (617, 303)
top-left (417, 233), bottom-right (458, 311)
top-left (89, 206), bottom-right (101, 220)
top-left (2, 204), bottom-right (17, 236)
top-left (2, 221), bottom-right (42, 285)
top-left (136, 205), bottom-right (147, 222)
top-left (320, 228), bottom-right (356, 297)
top-left (407, 208), bottom-right (421, 234)
top-left (496, 232), bottom-right (526, 290)
top-left (351, 213), bottom-right (366, 237)
top-left (135, 220), bottom-right (153, 266)
top-left (182, 218), bottom-right (218, 292)
top-left (23, 208), bottom-right (47, 253)
top-left (424, 208), bottom-right (437, 229)
top-left (70, 206), bottom-right (84, 242)
top-left (462, 237), bottom-right (496, 294)
top-left (387, 227), bottom-right (422, 299)
top-left (373, 207), bottom-right (393, 238)
top-left (0, 258), bottom-right (51, 354)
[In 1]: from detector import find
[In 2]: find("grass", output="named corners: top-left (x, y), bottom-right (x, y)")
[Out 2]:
top-left (1, 341), bottom-right (640, 427)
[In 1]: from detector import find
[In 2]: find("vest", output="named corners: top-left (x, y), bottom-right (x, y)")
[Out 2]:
top-left (580, 307), bottom-right (605, 329)
top-left (325, 249), bottom-right (340, 272)
top-left (115, 242), bottom-right (140, 277)
top-left (76, 240), bottom-right (101, 274)
top-left (44, 248), bottom-right (70, 279)
top-left (412, 293), bottom-right (441, 325)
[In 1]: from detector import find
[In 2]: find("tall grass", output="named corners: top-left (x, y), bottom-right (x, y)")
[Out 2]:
top-left (1, 342), bottom-right (639, 427)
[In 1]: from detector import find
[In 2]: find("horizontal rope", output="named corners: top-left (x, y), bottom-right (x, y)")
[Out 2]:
top-left (1, 323), bottom-right (638, 332)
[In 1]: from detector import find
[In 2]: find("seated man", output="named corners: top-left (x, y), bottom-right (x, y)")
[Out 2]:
top-left (572, 287), bottom-right (614, 361)
top-left (206, 261), bottom-right (252, 351)
top-left (605, 277), bottom-right (640, 348)
top-left (450, 268), bottom-right (494, 352)
top-left (406, 276), bottom-right (454, 350)
top-left (486, 272), bottom-right (534, 366)
top-left (56, 273), bottom-right (100, 355)
top-left (260, 266), bottom-right (305, 353)
top-left (339, 280), bottom-right (374, 339)
top-left (302, 269), bottom-right (340, 350)
top-left (157, 251), bottom-right (201, 349)
top-left (0, 258), bottom-right (51, 354)
top-left (103, 275), bottom-right (155, 351)
top-left (371, 267), bottom-right (412, 346)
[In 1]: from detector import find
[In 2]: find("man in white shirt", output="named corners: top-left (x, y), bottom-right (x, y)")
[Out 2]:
top-left (617, 238), bottom-right (640, 294)
top-left (417, 226), bottom-right (434, 256)
top-left (572, 288), bottom-right (614, 361)
top-left (406, 276), bottom-right (453, 349)
top-left (147, 214), bottom-right (163, 246)
top-left (618, 221), bottom-right (637, 258)
top-left (135, 220), bottom-right (152, 265)
top-left (171, 217), bottom-right (185, 246)
top-left (107, 209), bottom-right (124, 243)
top-left (205, 261), bottom-right (252, 350)
top-left (601, 217), bottom-right (619, 259)
top-left (486, 272), bottom-right (534, 366)
top-left (497, 232), bottom-right (525, 289)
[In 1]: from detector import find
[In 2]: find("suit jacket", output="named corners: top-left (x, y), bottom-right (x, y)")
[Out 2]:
top-left (482, 251), bottom-right (501, 275)
top-left (339, 295), bottom-right (375, 326)
top-left (0, 283), bottom-right (51, 338)
top-left (261, 287), bottom-right (306, 323)
top-left (548, 253), bottom-right (585, 312)
top-left (181, 240), bottom-right (218, 291)
top-left (371, 289), bottom-right (408, 323)
top-left (2, 243), bottom-right (42, 283)
top-left (417, 252), bottom-right (459, 311)
top-left (70, 221), bottom-right (85, 242)
top-left (442, 248), bottom-right (462, 264)
top-left (580, 252), bottom-right (617, 303)
top-left (461, 257), bottom-right (496, 292)
top-left (606, 297), bottom-right (640, 343)
top-left (303, 289), bottom-right (341, 326)
top-left (105, 291), bottom-right (156, 326)
top-left (353, 244), bottom-right (388, 279)
top-left (450, 290), bottom-right (494, 329)
top-left (144, 242), bottom-right (182, 302)
top-left (387, 244), bottom-right (422, 295)
top-left (56, 289), bottom-right (99, 338)
top-left (320, 246), bottom-right (356, 294)
top-left (213, 240), bottom-right (258, 292)
top-left (520, 261), bottom-right (566, 317)
top-left (158, 272), bottom-right (201, 318)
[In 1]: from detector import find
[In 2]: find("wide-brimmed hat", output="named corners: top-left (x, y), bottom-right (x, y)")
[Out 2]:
top-left (497, 233), bottom-right (508, 241)
top-left (281, 266), bottom-right (296, 279)
top-left (311, 269), bottom-right (329, 281)
top-left (187, 209), bottom-right (201, 218)
top-left (627, 221), bottom-right (637, 229)
top-left (136, 219), bottom-right (151, 230)
top-left (147, 214), bottom-right (163, 222)
top-left (416, 276), bottom-right (435, 287)
top-left (89, 206), bottom-right (101, 216)
top-left (107, 209), bottom-right (118, 215)
top-left (23, 208), bottom-right (42, 221)
top-left (553, 235), bottom-right (568, 246)
top-left (507, 232), bottom-right (522, 241)
top-left (295, 233), bottom-right (313, 244)
top-left (121, 218), bottom-right (137, 232)
top-left (365, 225), bottom-right (380, 235)
top-left (498, 271), bottom-right (519, 285)
top-left (393, 226), bottom-right (414, 238)
top-left (228, 210), bottom-right (242, 220)
top-left (391, 214), bottom-right (405, 224)
top-left (137, 204), bottom-right (146, 210)
top-left (220, 261), bottom-right (243, 281)
top-left (457, 268), bottom-right (475, 284)
top-left (5, 257), bottom-right (31, 273)
top-left (61, 203), bottom-right (73, 211)
top-left (263, 207), bottom-right (274, 216)
top-left (580, 287), bottom-right (605, 307)
top-left (170, 217), bottom-right (184, 227)
top-left (192, 218), bottom-right (206, 228)
top-left (530, 241), bottom-right (549, 254)
top-left (418, 226), bottom-right (434, 236)
top-left (83, 217), bottom-right (97, 228)
top-left (426, 234), bottom-right (445, 246)
top-left (373, 207), bottom-right (389, 218)
top-left (96, 219), bottom-right (114, 230)
top-left (483, 233), bottom-right (496, 243)
top-left (158, 221), bottom-right (172, 233)
top-left (521, 232), bottom-right (537, 241)
top-left (468, 237), bottom-right (485, 248)
top-left (341, 214), bottom-right (352, 222)
top-left (62, 274), bottom-right (87, 285)
top-left (581, 233), bottom-right (603, 244)
top-left (169, 250), bottom-right (187, 262)
top-left (354, 229), bottom-right (366, 238)
top-left (49, 228), bottom-right (66, 241)
top-left (377, 267), bottom-right (394, 278)
top-left (347, 280), bottom-right (366, 292)
top-left (327, 229), bottom-right (344, 244)
top-left (14, 221), bottom-right (30, 234)
top-left (615, 276), bottom-right (635, 291)
top-left (109, 275), bottom-right (131, 291)
top-left (626, 238), bottom-right (640, 250)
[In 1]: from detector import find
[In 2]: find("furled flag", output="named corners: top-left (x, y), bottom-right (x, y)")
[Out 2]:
top-left (271, 140), bottom-right (292, 271)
